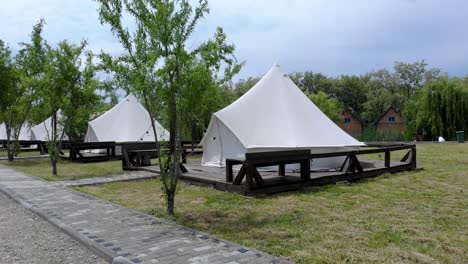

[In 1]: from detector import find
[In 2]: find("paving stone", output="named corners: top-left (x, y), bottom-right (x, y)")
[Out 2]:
top-left (0, 164), bottom-right (291, 264)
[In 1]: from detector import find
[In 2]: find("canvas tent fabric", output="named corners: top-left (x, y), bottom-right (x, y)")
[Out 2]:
top-left (84, 94), bottom-right (169, 143)
top-left (30, 111), bottom-right (67, 141)
top-left (0, 122), bottom-right (32, 141)
top-left (0, 123), bottom-right (6, 140)
top-left (201, 64), bottom-right (365, 168)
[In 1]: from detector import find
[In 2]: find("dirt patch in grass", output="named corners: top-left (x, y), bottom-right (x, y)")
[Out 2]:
top-left (76, 143), bottom-right (468, 263)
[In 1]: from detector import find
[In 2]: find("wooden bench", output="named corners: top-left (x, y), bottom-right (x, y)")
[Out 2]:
top-left (226, 150), bottom-right (311, 190)
top-left (121, 142), bottom-right (188, 172)
top-left (61, 141), bottom-right (116, 162)
top-left (127, 149), bottom-right (159, 166)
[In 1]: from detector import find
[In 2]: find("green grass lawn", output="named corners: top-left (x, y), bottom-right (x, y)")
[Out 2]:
top-left (0, 149), bottom-right (42, 157)
top-left (0, 158), bottom-right (123, 181)
top-left (75, 143), bottom-right (468, 263)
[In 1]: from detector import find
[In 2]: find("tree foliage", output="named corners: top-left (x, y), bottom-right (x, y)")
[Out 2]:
top-left (404, 77), bottom-right (468, 139)
top-left (0, 20), bottom-right (50, 161)
top-left (305, 91), bottom-right (342, 122)
top-left (0, 40), bottom-right (21, 161)
top-left (290, 71), bottom-right (334, 94)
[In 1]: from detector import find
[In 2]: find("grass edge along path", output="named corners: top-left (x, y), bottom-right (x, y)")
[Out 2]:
top-left (0, 158), bottom-right (123, 181)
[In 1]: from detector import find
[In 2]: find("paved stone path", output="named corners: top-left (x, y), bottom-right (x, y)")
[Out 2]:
top-left (0, 164), bottom-right (290, 264)
top-left (54, 170), bottom-right (156, 187)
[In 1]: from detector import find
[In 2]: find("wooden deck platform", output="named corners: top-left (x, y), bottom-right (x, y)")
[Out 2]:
top-left (137, 158), bottom-right (415, 195)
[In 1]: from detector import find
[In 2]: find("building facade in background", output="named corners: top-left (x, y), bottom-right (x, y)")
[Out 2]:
top-left (337, 107), bottom-right (365, 138)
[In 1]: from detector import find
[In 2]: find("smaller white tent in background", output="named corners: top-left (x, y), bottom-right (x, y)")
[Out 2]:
top-left (0, 123), bottom-right (6, 140)
top-left (84, 94), bottom-right (169, 143)
top-left (0, 122), bottom-right (32, 141)
top-left (31, 110), bottom-right (67, 141)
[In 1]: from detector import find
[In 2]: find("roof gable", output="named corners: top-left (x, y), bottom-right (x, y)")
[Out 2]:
top-left (342, 107), bottom-right (365, 124)
top-left (372, 105), bottom-right (402, 125)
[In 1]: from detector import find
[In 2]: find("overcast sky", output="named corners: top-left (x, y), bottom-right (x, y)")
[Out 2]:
top-left (1, 0), bottom-right (468, 79)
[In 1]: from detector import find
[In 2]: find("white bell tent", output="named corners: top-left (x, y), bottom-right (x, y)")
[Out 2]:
top-left (1, 122), bottom-right (33, 141)
top-left (201, 64), bottom-right (364, 168)
top-left (30, 111), bottom-right (67, 141)
top-left (84, 94), bottom-right (169, 143)
top-left (0, 123), bottom-right (6, 140)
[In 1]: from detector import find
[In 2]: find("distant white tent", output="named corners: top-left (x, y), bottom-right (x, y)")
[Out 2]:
top-left (0, 123), bottom-right (6, 140)
top-left (201, 64), bottom-right (365, 168)
top-left (30, 111), bottom-right (67, 141)
top-left (84, 94), bottom-right (169, 143)
top-left (0, 122), bottom-right (32, 141)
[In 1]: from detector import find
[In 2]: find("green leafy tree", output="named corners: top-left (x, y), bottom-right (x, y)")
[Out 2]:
top-left (0, 20), bottom-right (49, 161)
top-left (404, 77), bottom-right (468, 139)
top-left (0, 40), bottom-right (21, 161)
top-left (362, 88), bottom-right (401, 122)
top-left (334, 75), bottom-right (368, 113)
top-left (95, 0), bottom-right (241, 215)
top-left (394, 60), bottom-right (440, 98)
top-left (365, 69), bottom-right (399, 94)
top-left (179, 59), bottom-right (238, 144)
top-left (232, 76), bottom-right (260, 97)
top-left (290, 71), bottom-right (335, 95)
top-left (305, 91), bottom-right (343, 122)
top-left (32, 37), bottom-right (100, 176)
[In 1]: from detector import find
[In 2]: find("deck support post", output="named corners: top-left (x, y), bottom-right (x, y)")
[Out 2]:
top-left (279, 163), bottom-right (285, 176)
top-left (300, 159), bottom-right (311, 180)
top-left (384, 151), bottom-right (390, 168)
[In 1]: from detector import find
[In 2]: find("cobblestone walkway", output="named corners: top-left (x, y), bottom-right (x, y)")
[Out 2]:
top-left (0, 164), bottom-right (290, 264)
top-left (53, 170), bottom-right (156, 187)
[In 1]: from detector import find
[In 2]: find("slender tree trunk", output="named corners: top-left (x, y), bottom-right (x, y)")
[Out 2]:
top-left (191, 122), bottom-right (196, 152)
top-left (167, 191), bottom-right (175, 215)
top-left (52, 111), bottom-right (58, 176)
top-left (52, 158), bottom-right (57, 176)
top-left (6, 125), bottom-right (13, 162)
top-left (167, 94), bottom-right (179, 216)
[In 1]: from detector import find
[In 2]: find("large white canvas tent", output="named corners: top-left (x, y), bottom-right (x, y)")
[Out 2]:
top-left (84, 94), bottom-right (169, 143)
top-left (0, 122), bottom-right (32, 141)
top-left (31, 111), bottom-right (67, 141)
top-left (201, 64), bottom-right (365, 168)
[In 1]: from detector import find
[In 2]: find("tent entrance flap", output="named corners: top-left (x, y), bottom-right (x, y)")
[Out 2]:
top-left (201, 117), bottom-right (246, 167)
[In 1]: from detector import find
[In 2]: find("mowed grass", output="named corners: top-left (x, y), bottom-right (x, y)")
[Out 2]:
top-left (0, 149), bottom-right (42, 157)
top-left (0, 158), bottom-right (123, 181)
top-left (76, 143), bottom-right (467, 263)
